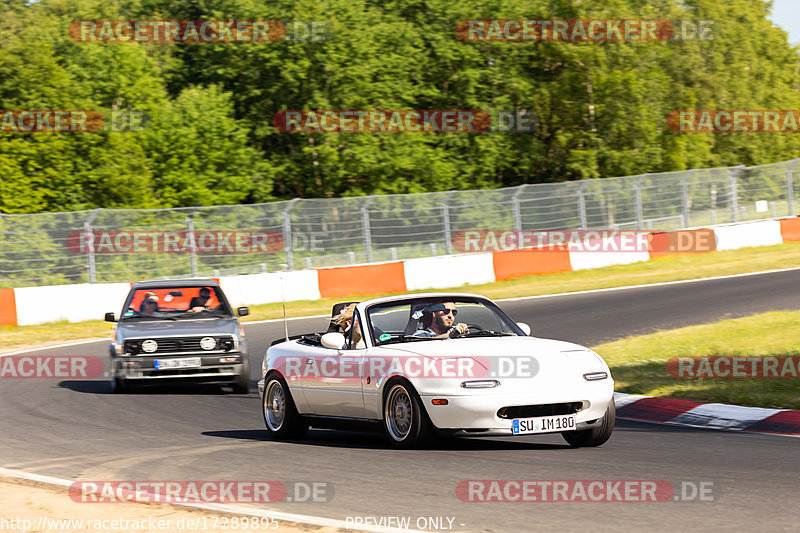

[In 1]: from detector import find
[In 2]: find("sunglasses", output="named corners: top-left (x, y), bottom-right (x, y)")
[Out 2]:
top-left (438, 308), bottom-right (458, 316)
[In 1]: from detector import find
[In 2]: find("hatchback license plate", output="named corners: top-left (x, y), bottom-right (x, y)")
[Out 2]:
top-left (154, 357), bottom-right (201, 369)
top-left (512, 414), bottom-right (576, 435)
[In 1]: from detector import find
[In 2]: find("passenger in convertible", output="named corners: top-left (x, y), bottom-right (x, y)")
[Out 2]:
top-left (331, 303), bottom-right (364, 348)
top-left (412, 302), bottom-right (469, 339)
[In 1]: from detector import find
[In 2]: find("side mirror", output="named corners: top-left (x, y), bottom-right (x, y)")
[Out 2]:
top-left (237, 307), bottom-right (249, 317)
top-left (320, 332), bottom-right (345, 350)
top-left (105, 312), bottom-right (116, 323)
top-left (517, 322), bottom-right (531, 336)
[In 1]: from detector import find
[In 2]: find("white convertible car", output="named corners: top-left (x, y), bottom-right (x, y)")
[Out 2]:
top-left (258, 293), bottom-right (615, 448)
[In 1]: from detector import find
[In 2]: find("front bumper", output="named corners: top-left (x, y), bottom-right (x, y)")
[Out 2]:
top-left (112, 353), bottom-right (246, 383)
top-left (419, 381), bottom-right (614, 434)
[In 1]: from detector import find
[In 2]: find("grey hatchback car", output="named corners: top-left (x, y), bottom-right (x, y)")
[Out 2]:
top-left (105, 279), bottom-right (250, 393)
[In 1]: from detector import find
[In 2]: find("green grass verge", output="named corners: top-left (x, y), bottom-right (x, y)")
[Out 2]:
top-left (593, 310), bottom-right (800, 409)
top-left (2, 240), bottom-right (800, 352)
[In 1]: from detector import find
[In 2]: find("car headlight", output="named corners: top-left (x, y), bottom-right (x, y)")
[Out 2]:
top-left (461, 380), bottom-right (500, 389)
top-left (200, 337), bottom-right (217, 350)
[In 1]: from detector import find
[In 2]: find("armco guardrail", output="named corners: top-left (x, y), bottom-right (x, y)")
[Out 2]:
top-left (0, 158), bottom-right (799, 288)
top-left (2, 217), bottom-right (799, 327)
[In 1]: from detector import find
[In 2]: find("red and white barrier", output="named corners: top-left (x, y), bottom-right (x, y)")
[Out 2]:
top-left (403, 253), bottom-right (495, 290)
top-left (614, 392), bottom-right (800, 436)
top-left (13, 283), bottom-right (131, 327)
top-left (712, 220), bottom-right (783, 251)
top-left (218, 270), bottom-right (321, 307)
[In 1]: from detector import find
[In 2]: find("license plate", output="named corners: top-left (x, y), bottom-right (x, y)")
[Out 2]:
top-left (154, 358), bottom-right (201, 369)
top-left (511, 414), bottom-right (576, 435)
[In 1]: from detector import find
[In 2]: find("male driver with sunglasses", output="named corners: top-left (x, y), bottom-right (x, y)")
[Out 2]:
top-left (412, 302), bottom-right (469, 339)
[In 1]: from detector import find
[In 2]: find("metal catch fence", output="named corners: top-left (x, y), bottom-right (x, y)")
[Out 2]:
top-left (1, 158), bottom-right (797, 287)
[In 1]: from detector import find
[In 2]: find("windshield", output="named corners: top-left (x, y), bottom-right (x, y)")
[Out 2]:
top-left (120, 286), bottom-right (232, 320)
top-left (366, 298), bottom-right (521, 345)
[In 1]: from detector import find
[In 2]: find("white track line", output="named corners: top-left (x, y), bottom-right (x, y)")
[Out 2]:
top-left (0, 467), bottom-right (428, 533)
top-left (239, 313), bottom-right (329, 326)
top-left (0, 338), bottom-right (109, 357)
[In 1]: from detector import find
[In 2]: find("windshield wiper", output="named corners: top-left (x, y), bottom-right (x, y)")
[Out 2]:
top-left (121, 315), bottom-right (176, 321)
top-left (460, 331), bottom-right (515, 338)
top-left (170, 311), bottom-right (232, 319)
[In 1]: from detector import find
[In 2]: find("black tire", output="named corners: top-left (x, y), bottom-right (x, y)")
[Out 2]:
top-left (383, 380), bottom-right (433, 448)
top-left (262, 374), bottom-right (306, 439)
top-left (562, 401), bottom-right (615, 447)
top-left (232, 359), bottom-right (250, 394)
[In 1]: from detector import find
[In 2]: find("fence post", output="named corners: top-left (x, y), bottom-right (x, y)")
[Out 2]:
top-left (512, 186), bottom-right (525, 232)
top-left (577, 181), bottom-right (589, 229)
top-left (185, 215), bottom-right (197, 277)
top-left (84, 209), bottom-right (101, 283)
top-left (680, 170), bottom-right (695, 227)
top-left (787, 159), bottom-right (799, 217)
top-left (362, 196), bottom-right (376, 263)
top-left (443, 191), bottom-right (454, 255)
top-left (729, 166), bottom-right (744, 223)
top-left (635, 175), bottom-right (647, 229)
top-left (282, 198), bottom-right (300, 270)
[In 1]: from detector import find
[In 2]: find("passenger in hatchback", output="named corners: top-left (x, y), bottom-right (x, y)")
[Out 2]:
top-left (139, 292), bottom-right (159, 316)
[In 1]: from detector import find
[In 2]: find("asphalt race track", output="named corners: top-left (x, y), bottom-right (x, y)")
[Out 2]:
top-left (2, 269), bottom-right (800, 531)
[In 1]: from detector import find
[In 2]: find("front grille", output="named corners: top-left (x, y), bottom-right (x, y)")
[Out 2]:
top-left (150, 367), bottom-right (234, 376)
top-left (124, 336), bottom-right (234, 355)
top-left (497, 402), bottom-right (584, 419)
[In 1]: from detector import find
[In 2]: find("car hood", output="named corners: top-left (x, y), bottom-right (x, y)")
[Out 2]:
top-left (373, 336), bottom-right (609, 389)
top-left (376, 336), bottom-right (587, 358)
top-left (117, 317), bottom-right (239, 338)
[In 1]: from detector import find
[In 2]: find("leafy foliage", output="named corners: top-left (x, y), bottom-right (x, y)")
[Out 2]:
top-left (0, 0), bottom-right (799, 213)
